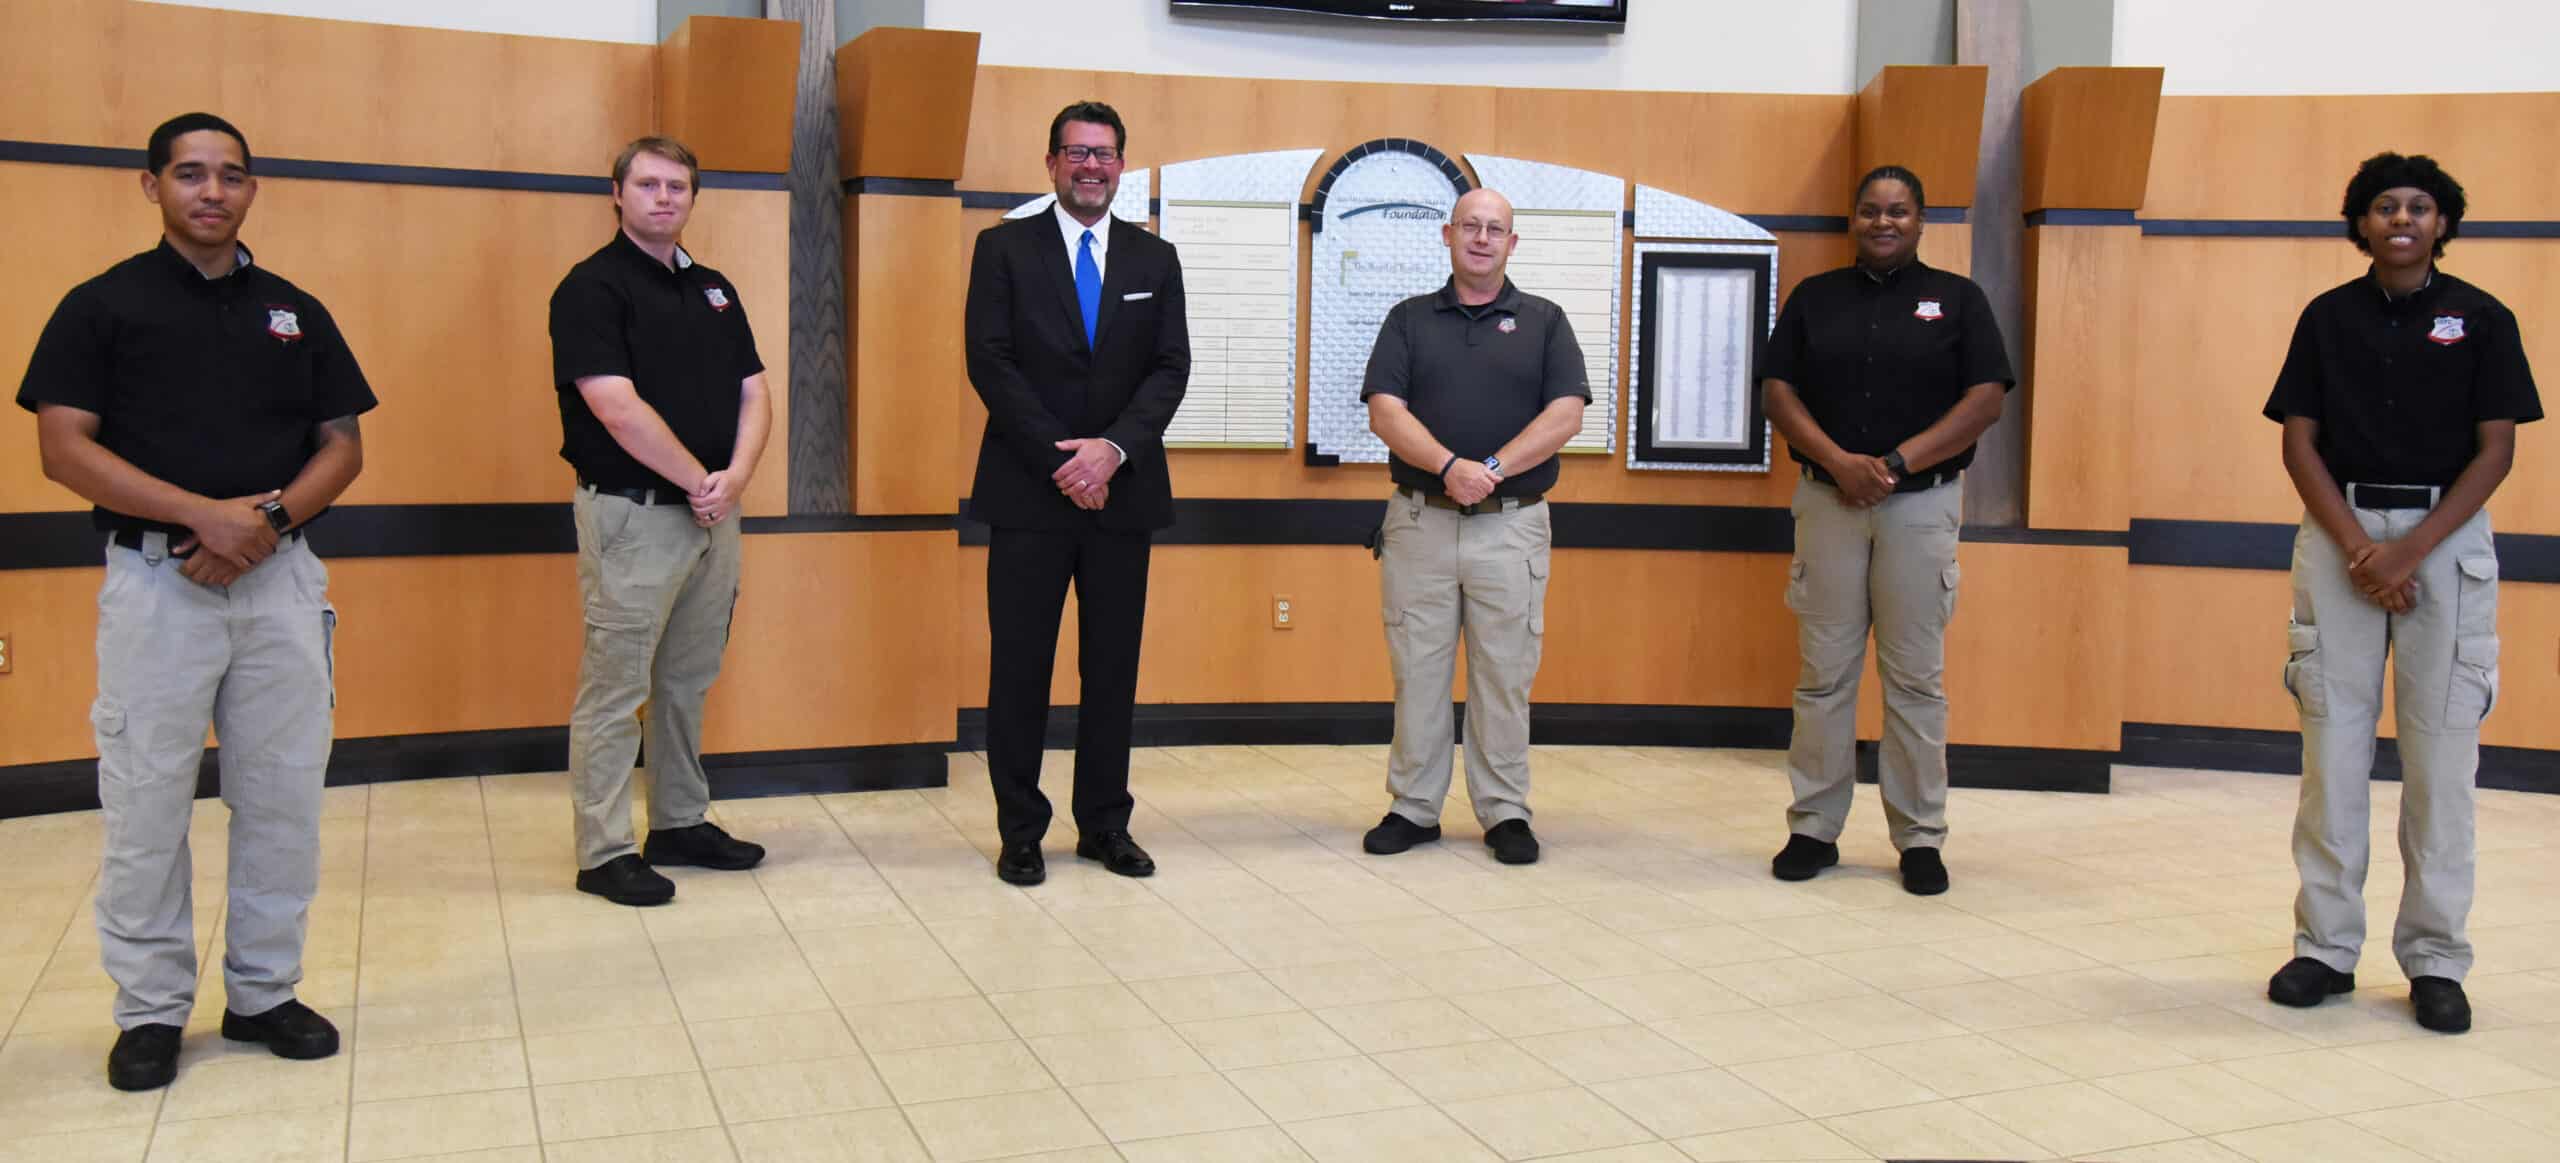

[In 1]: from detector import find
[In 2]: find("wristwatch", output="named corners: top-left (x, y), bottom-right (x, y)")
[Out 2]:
top-left (1879, 450), bottom-right (1908, 478)
top-left (258, 499), bottom-right (292, 533)
top-left (1483, 454), bottom-right (1503, 477)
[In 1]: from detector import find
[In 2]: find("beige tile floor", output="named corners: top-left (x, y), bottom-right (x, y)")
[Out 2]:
top-left (2, 744), bottom-right (2558, 1162)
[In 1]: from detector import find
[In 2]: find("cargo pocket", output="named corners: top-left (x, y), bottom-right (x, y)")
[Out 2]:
top-left (1526, 554), bottom-right (1549, 637)
top-left (1939, 561), bottom-right (1962, 622)
top-left (1784, 559), bottom-right (1808, 614)
top-left (321, 606), bottom-right (339, 709)
top-left (2448, 635), bottom-right (2499, 724)
top-left (2282, 622), bottom-right (2328, 720)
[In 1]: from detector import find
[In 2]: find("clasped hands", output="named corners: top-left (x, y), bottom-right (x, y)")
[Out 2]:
top-left (2347, 539), bottom-right (2422, 613)
top-left (1825, 453), bottom-right (1900, 508)
top-left (691, 470), bottom-right (747, 528)
top-left (1442, 457), bottom-right (1503, 507)
top-left (173, 490), bottom-right (285, 587)
top-left (1054, 439), bottom-right (1121, 511)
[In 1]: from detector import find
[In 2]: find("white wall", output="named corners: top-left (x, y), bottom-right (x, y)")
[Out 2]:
top-left (147, 0), bottom-right (658, 44)
top-left (2116, 0), bottom-right (2560, 95)
top-left (922, 0), bottom-right (1858, 94)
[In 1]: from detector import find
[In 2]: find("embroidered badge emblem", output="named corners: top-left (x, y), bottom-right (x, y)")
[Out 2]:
top-left (1913, 299), bottom-right (1943, 321)
top-left (1496, 317), bottom-right (1517, 334)
top-left (705, 286), bottom-right (731, 311)
top-left (265, 306), bottom-right (303, 341)
top-left (2429, 314), bottom-right (2466, 345)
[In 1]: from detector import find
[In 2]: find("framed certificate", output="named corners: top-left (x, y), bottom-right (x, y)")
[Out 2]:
top-left (1629, 250), bottom-right (1774, 471)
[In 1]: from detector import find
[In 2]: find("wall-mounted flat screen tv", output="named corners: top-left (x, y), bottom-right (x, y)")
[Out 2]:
top-left (1173, 0), bottom-right (1628, 27)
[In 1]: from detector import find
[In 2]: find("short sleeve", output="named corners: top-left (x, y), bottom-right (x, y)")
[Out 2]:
top-left (2262, 305), bottom-right (2326, 423)
top-left (723, 280), bottom-right (765, 381)
top-left (1359, 304), bottom-right (1413, 401)
top-left (298, 298), bottom-right (378, 419)
top-left (2473, 302), bottom-right (2543, 425)
top-left (1542, 308), bottom-right (1591, 403)
top-left (15, 286), bottom-right (111, 415)
top-left (1761, 283), bottom-right (1810, 386)
top-left (1957, 279), bottom-right (2016, 390)
top-left (549, 272), bottom-right (631, 388)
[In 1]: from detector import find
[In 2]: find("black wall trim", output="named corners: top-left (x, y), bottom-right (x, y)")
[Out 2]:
top-left (957, 185), bottom-right (1859, 235)
top-left (2123, 722), bottom-right (2560, 795)
top-left (0, 138), bottom-right (782, 193)
top-left (1857, 740), bottom-right (2114, 794)
top-left (958, 188), bottom-right (1036, 210)
top-left (2129, 518), bottom-right (2560, 582)
top-left (2025, 208), bottom-right (2139, 228)
top-left (741, 514), bottom-right (958, 535)
top-left (843, 177), bottom-right (959, 198)
top-left (1960, 526), bottom-right (2129, 548)
top-left (0, 729), bottom-right (949, 821)
top-left (2139, 218), bottom-right (2560, 240)
top-left (1743, 214), bottom-right (1850, 234)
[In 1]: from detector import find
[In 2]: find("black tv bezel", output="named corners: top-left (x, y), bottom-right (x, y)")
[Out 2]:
top-left (1173, 0), bottom-right (1627, 27)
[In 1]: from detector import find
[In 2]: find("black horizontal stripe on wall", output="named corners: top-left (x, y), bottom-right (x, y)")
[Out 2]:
top-left (951, 187), bottom-right (1864, 235)
top-left (2130, 519), bottom-right (2560, 582)
top-left (2122, 722), bottom-right (2560, 796)
top-left (841, 177), bottom-right (958, 197)
top-left (0, 507), bottom-right (958, 571)
top-left (2024, 208), bottom-right (2139, 228)
top-left (0, 138), bottom-right (784, 193)
top-left (2139, 218), bottom-right (2560, 239)
top-left (0, 729), bottom-right (950, 821)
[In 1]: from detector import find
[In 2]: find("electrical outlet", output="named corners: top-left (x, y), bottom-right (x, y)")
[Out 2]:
top-left (1272, 595), bottom-right (1294, 630)
top-left (0, 632), bottom-right (11, 675)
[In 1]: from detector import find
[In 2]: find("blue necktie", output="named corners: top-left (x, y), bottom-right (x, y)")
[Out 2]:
top-left (1075, 229), bottom-right (1101, 349)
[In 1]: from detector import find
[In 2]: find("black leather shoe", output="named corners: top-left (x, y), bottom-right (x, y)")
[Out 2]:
top-left (644, 821), bottom-right (765, 871)
top-left (106, 1023), bottom-right (182, 1091)
top-left (221, 999), bottom-right (339, 1060)
top-left (1899, 847), bottom-right (1949, 896)
top-left (1484, 819), bottom-right (1540, 865)
top-left (997, 841), bottom-right (1046, 886)
top-left (2266, 956), bottom-right (2354, 1007)
top-left (1076, 831), bottom-right (1156, 878)
top-left (1363, 813), bottom-right (1442, 855)
top-left (2412, 976), bottom-right (2471, 1034)
top-left (577, 853), bottom-right (676, 906)
top-left (1771, 834), bottom-right (1839, 882)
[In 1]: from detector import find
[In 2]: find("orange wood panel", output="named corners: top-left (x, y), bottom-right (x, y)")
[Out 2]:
top-left (677, 188), bottom-right (794, 518)
top-left (2020, 67), bottom-right (2164, 213)
top-left (1857, 65), bottom-right (1988, 210)
top-left (2145, 94), bottom-right (2560, 222)
top-left (1916, 221), bottom-right (1971, 277)
top-left (2128, 235), bottom-right (2560, 535)
top-left (2021, 225), bottom-right (2139, 531)
top-left (702, 531), bottom-right (957, 751)
top-left (0, 0), bottom-right (652, 175)
top-left (849, 194), bottom-right (964, 515)
top-left (835, 27), bottom-right (981, 181)
top-left (1852, 542), bottom-right (2127, 752)
top-left (0, 566), bottom-right (111, 766)
top-left (657, 15), bottom-right (800, 175)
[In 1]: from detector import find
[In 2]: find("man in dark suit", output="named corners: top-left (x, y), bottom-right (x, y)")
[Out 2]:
top-left (964, 100), bottom-right (1189, 886)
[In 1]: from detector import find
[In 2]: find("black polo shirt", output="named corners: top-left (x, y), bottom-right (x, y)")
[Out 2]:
top-left (15, 241), bottom-right (377, 534)
top-left (549, 231), bottom-right (763, 491)
top-left (2262, 270), bottom-right (2541, 487)
top-left (1360, 278), bottom-right (1590, 498)
top-left (1762, 260), bottom-right (2014, 471)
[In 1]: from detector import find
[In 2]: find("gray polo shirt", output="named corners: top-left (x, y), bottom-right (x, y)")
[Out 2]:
top-left (1360, 278), bottom-right (1590, 498)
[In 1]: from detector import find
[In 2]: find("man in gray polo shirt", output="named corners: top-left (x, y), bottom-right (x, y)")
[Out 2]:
top-left (1358, 187), bottom-right (1590, 866)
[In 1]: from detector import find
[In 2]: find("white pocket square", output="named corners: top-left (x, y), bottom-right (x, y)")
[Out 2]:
top-left (1121, 291), bottom-right (1153, 301)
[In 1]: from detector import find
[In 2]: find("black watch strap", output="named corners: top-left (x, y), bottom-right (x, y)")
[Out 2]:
top-left (1881, 450), bottom-right (1909, 477)
top-left (259, 499), bottom-right (292, 533)
top-left (1438, 454), bottom-right (1458, 479)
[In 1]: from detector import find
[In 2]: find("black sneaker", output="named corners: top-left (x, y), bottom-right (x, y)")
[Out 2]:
top-left (1485, 819), bottom-right (1540, 865)
top-left (644, 821), bottom-right (766, 870)
top-left (106, 1023), bottom-right (182, 1091)
top-left (220, 999), bottom-right (339, 1059)
top-left (577, 853), bottom-right (676, 906)
top-left (1899, 847), bottom-right (1949, 896)
top-left (1363, 813), bottom-right (1442, 855)
top-left (2411, 976), bottom-right (2471, 1034)
top-left (1771, 834), bottom-right (1839, 882)
top-left (2266, 956), bottom-right (2354, 1007)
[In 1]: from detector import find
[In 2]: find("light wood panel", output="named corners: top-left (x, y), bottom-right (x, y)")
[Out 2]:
top-left (0, 566), bottom-right (112, 767)
top-left (2128, 563), bottom-right (2560, 752)
top-left (2146, 94), bottom-right (2560, 222)
top-left (2020, 67), bottom-right (2164, 213)
top-left (835, 26), bottom-right (980, 181)
top-left (2021, 225), bottom-right (2139, 531)
top-left (1917, 221), bottom-right (1971, 277)
top-left (849, 194), bottom-right (964, 515)
top-left (2128, 236), bottom-right (2560, 534)
top-left (1, 165), bottom-right (791, 515)
top-left (658, 14), bottom-right (800, 175)
top-left (702, 531), bottom-right (956, 750)
top-left (1857, 65), bottom-right (1989, 210)
top-left (0, 0), bottom-right (652, 176)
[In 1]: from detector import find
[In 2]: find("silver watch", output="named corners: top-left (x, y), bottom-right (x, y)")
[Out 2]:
top-left (1483, 455), bottom-right (1502, 476)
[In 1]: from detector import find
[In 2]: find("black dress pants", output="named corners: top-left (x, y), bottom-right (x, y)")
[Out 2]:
top-left (985, 523), bottom-right (1152, 846)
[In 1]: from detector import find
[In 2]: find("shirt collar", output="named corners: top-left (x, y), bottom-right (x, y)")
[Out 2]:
top-left (1055, 199), bottom-right (1112, 265)
top-left (609, 228), bottom-right (694, 275)
top-left (153, 238), bottom-right (254, 282)
top-left (1434, 277), bottom-right (1519, 314)
top-left (1857, 256), bottom-right (1925, 285)
top-left (2373, 265), bottom-right (2436, 305)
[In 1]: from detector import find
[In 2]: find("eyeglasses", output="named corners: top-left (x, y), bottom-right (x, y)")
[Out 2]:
top-left (1055, 146), bottom-right (1122, 165)
top-left (1455, 220), bottom-right (1510, 240)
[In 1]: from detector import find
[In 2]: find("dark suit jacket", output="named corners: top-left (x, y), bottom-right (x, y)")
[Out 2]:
top-left (964, 211), bottom-right (1190, 533)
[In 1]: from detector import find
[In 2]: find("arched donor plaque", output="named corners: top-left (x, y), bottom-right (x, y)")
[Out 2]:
top-left (1305, 140), bottom-right (1470, 466)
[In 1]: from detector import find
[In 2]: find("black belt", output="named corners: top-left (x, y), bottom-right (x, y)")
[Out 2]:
top-left (2344, 482), bottom-right (2442, 511)
top-left (1802, 462), bottom-right (1957, 495)
top-left (1404, 487), bottom-right (1544, 517)
top-left (579, 480), bottom-right (690, 506)
top-left (109, 528), bottom-right (299, 556)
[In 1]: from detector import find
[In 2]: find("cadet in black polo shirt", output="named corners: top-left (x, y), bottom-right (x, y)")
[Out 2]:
top-left (2260, 152), bottom-right (2540, 1035)
top-left (1762, 165), bottom-right (2014, 897)
top-left (17, 113), bottom-right (373, 1090)
top-left (548, 136), bottom-right (772, 907)
top-left (1358, 187), bottom-right (1590, 867)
